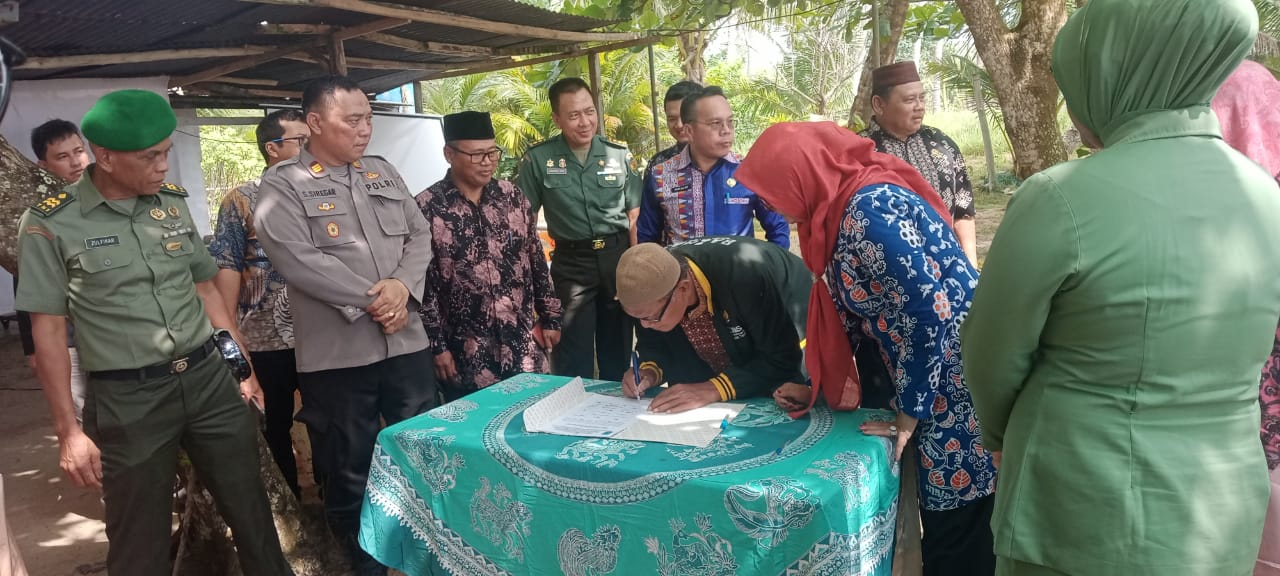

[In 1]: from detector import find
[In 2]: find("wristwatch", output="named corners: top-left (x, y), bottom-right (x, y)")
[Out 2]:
top-left (213, 329), bottom-right (252, 380)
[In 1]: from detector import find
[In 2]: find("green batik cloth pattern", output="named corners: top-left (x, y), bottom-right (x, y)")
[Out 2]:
top-left (360, 374), bottom-right (900, 576)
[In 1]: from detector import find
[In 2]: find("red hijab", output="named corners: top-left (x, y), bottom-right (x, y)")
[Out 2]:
top-left (735, 121), bottom-right (953, 417)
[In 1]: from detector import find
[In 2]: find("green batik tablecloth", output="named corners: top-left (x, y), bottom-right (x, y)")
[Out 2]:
top-left (359, 373), bottom-right (900, 576)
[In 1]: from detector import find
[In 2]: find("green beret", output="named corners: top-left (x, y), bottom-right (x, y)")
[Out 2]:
top-left (81, 90), bottom-right (177, 151)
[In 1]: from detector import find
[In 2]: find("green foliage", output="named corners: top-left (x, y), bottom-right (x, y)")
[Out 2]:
top-left (197, 109), bottom-right (263, 226)
top-left (418, 47), bottom-right (681, 178)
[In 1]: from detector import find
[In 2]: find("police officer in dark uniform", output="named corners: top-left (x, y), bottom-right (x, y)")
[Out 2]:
top-left (15, 90), bottom-right (290, 576)
top-left (515, 77), bottom-right (641, 381)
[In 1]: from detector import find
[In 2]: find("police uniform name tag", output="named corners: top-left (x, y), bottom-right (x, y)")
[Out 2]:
top-left (302, 188), bottom-right (338, 199)
top-left (85, 235), bottom-right (121, 249)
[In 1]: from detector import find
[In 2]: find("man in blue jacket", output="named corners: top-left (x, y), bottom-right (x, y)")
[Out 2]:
top-left (637, 86), bottom-right (789, 247)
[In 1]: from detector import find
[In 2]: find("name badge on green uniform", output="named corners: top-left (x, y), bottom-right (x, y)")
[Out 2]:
top-left (547, 168), bottom-right (568, 175)
top-left (85, 235), bottom-right (120, 250)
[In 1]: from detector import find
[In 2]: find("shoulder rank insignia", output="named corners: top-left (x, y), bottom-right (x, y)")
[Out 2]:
top-left (29, 191), bottom-right (75, 217)
top-left (159, 182), bottom-right (188, 197)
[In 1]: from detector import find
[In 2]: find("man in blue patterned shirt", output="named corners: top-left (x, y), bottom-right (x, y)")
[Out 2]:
top-left (207, 109), bottom-right (309, 496)
top-left (637, 86), bottom-right (789, 247)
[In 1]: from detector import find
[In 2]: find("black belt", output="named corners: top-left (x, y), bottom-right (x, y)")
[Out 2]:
top-left (555, 231), bottom-right (627, 252)
top-left (90, 340), bottom-right (217, 381)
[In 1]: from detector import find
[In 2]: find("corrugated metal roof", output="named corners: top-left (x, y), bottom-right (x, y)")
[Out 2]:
top-left (3, 0), bottom-right (629, 98)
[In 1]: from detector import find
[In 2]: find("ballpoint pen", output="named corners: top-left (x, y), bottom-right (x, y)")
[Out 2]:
top-left (631, 350), bottom-right (642, 400)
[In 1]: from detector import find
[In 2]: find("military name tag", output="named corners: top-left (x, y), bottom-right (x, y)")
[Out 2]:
top-left (603, 175), bottom-right (618, 182)
top-left (546, 168), bottom-right (568, 175)
top-left (85, 235), bottom-right (120, 249)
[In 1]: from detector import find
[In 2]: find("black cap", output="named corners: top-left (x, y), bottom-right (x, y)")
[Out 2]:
top-left (442, 111), bottom-right (495, 141)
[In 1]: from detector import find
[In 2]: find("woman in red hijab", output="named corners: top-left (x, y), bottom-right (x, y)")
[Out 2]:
top-left (736, 121), bottom-right (996, 576)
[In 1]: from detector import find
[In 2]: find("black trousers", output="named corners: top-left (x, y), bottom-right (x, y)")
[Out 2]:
top-left (549, 237), bottom-right (634, 381)
top-left (295, 349), bottom-right (436, 567)
top-left (920, 493), bottom-right (997, 576)
top-left (85, 351), bottom-right (290, 576)
top-left (249, 348), bottom-right (300, 496)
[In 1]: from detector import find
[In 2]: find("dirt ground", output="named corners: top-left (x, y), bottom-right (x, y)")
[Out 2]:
top-left (0, 322), bottom-right (325, 576)
top-left (0, 323), bottom-right (108, 575)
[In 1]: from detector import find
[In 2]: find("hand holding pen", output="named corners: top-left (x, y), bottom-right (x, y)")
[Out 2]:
top-left (622, 350), bottom-right (653, 400)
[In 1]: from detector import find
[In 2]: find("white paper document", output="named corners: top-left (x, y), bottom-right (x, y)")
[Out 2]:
top-left (523, 377), bottom-right (745, 447)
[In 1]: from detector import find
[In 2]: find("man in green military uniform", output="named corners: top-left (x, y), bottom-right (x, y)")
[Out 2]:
top-left (515, 77), bottom-right (641, 381)
top-left (15, 90), bottom-right (291, 576)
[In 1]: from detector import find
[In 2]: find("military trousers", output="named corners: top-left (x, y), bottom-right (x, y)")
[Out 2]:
top-left (295, 349), bottom-right (436, 538)
top-left (83, 350), bottom-right (290, 576)
top-left (549, 233), bottom-right (634, 381)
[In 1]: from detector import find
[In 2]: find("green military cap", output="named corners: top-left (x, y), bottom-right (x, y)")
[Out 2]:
top-left (81, 89), bottom-right (177, 151)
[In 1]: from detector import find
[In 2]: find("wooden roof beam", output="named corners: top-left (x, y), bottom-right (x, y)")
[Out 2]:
top-left (191, 83), bottom-right (303, 100)
top-left (169, 17), bottom-right (408, 87)
top-left (20, 47), bottom-right (270, 70)
top-left (241, 0), bottom-right (637, 43)
top-left (283, 53), bottom-right (455, 71)
top-left (362, 32), bottom-right (494, 57)
top-left (418, 35), bottom-right (659, 82)
top-left (214, 76), bottom-right (280, 86)
top-left (258, 23), bottom-right (338, 35)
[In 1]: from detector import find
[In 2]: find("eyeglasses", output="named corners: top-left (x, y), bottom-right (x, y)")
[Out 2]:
top-left (448, 145), bottom-right (504, 164)
top-left (634, 283), bottom-right (679, 324)
top-left (693, 118), bottom-right (735, 132)
top-left (268, 135), bottom-right (307, 146)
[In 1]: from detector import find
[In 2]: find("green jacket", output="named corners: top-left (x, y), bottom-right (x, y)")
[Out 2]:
top-left (16, 167), bottom-right (218, 371)
top-left (962, 3), bottom-right (1275, 573)
top-left (636, 236), bottom-right (812, 400)
top-left (515, 134), bottom-right (640, 242)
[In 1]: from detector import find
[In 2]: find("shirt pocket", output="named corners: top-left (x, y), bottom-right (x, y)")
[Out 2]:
top-left (161, 238), bottom-right (195, 258)
top-left (303, 200), bottom-right (355, 247)
top-left (596, 170), bottom-right (625, 189)
top-left (542, 172), bottom-right (571, 190)
top-left (76, 246), bottom-right (134, 274)
top-left (367, 189), bottom-right (409, 236)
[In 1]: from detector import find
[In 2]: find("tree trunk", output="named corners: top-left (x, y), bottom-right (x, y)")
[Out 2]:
top-left (955, 0), bottom-right (1069, 179)
top-left (678, 31), bottom-right (708, 83)
top-left (0, 134), bottom-right (61, 274)
top-left (848, 0), bottom-right (911, 128)
top-left (0, 134), bottom-right (346, 574)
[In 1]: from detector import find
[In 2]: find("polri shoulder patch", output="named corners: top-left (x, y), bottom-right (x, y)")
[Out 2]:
top-left (29, 190), bottom-right (76, 217)
top-left (159, 182), bottom-right (188, 197)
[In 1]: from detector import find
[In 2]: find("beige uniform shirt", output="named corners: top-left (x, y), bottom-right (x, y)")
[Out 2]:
top-left (254, 149), bottom-right (432, 372)
top-left (15, 168), bottom-right (217, 371)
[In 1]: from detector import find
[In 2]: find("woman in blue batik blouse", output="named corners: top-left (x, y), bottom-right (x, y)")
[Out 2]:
top-left (736, 121), bottom-right (997, 576)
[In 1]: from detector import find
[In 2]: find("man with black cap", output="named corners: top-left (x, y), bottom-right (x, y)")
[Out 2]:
top-left (617, 236), bottom-right (812, 414)
top-left (416, 111), bottom-right (562, 401)
top-left (861, 61), bottom-right (978, 264)
top-left (254, 75), bottom-right (435, 575)
top-left (15, 89), bottom-right (290, 575)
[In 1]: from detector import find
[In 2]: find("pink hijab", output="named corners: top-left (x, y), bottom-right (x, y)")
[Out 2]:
top-left (1211, 60), bottom-right (1280, 179)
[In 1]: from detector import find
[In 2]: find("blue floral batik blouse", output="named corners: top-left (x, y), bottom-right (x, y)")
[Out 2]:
top-left (826, 183), bottom-right (996, 512)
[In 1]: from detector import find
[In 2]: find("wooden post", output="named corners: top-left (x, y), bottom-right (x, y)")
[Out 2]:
top-left (972, 76), bottom-right (997, 193)
top-left (587, 51), bottom-right (604, 136)
top-left (328, 36), bottom-right (348, 75)
top-left (414, 82), bottom-right (425, 114)
top-left (648, 44), bottom-right (662, 156)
